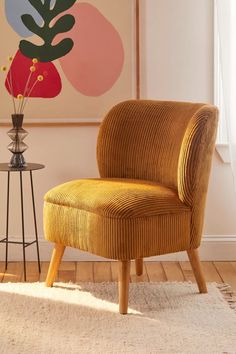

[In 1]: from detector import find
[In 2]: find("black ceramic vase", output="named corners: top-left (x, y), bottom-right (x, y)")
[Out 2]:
top-left (7, 114), bottom-right (28, 168)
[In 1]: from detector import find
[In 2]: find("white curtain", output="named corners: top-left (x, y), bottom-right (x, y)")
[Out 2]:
top-left (215, 0), bottom-right (236, 187)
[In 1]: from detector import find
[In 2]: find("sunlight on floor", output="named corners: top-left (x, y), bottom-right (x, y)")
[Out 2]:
top-left (0, 282), bottom-right (142, 314)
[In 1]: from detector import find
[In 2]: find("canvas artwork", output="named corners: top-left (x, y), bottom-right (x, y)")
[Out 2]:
top-left (0, 0), bottom-right (138, 124)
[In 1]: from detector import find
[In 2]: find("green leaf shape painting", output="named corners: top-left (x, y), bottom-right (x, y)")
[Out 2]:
top-left (19, 0), bottom-right (76, 62)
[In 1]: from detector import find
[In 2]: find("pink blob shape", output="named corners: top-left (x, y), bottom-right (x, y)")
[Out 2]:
top-left (5, 50), bottom-right (62, 98)
top-left (57, 3), bottom-right (124, 96)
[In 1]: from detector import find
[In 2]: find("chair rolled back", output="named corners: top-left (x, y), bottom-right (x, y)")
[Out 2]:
top-left (97, 100), bottom-right (218, 247)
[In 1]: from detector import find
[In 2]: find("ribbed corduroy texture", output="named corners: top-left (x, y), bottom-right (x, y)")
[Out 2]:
top-left (44, 100), bottom-right (218, 259)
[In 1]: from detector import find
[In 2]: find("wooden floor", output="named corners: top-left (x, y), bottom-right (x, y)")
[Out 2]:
top-left (1, 261), bottom-right (236, 291)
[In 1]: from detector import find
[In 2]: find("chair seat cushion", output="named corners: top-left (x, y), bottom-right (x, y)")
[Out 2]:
top-left (44, 178), bottom-right (190, 219)
top-left (44, 179), bottom-right (191, 259)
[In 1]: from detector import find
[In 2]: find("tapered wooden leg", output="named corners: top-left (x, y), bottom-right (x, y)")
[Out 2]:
top-left (45, 243), bottom-right (65, 287)
top-left (118, 260), bottom-right (131, 314)
top-left (187, 248), bottom-right (207, 293)
top-left (135, 258), bottom-right (143, 276)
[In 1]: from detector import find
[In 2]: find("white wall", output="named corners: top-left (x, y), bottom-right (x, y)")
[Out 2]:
top-left (0, 0), bottom-right (235, 261)
top-left (141, 0), bottom-right (236, 238)
top-left (142, 0), bottom-right (213, 102)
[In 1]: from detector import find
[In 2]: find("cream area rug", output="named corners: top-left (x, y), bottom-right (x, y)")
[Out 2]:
top-left (0, 282), bottom-right (236, 354)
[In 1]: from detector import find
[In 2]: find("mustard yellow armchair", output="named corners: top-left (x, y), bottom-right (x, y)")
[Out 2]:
top-left (44, 100), bottom-right (218, 314)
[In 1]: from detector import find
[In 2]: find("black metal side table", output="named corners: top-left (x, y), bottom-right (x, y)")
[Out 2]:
top-left (0, 163), bottom-right (45, 281)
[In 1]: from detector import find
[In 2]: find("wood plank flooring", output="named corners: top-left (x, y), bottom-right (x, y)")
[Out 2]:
top-left (0, 261), bottom-right (236, 291)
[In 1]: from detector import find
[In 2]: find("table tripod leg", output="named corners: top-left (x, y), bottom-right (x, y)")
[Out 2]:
top-left (20, 171), bottom-right (26, 281)
top-left (5, 171), bottom-right (10, 270)
top-left (30, 171), bottom-right (41, 273)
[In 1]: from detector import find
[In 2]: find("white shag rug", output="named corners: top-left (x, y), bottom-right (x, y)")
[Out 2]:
top-left (0, 282), bottom-right (236, 354)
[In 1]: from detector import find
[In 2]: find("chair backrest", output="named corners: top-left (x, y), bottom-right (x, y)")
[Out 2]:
top-left (97, 100), bottom-right (218, 247)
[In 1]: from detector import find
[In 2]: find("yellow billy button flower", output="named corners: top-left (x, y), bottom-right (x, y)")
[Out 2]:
top-left (30, 65), bottom-right (36, 72)
top-left (37, 75), bottom-right (44, 81)
top-left (8, 56), bottom-right (13, 62)
top-left (32, 58), bottom-right (38, 64)
top-left (1, 65), bottom-right (7, 72)
top-left (17, 94), bottom-right (24, 100)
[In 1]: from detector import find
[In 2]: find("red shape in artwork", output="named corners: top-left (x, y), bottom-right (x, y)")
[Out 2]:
top-left (5, 50), bottom-right (62, 98)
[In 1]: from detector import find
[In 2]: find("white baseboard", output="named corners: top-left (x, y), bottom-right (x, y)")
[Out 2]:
top-left (1, 235), bottom-right (236, 261)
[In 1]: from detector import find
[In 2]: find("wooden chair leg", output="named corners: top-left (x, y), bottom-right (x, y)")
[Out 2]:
top-left (187, 248), bottom-right (207, 293)
top-left (45, 243), bottom-right (65, 287)
top-left (118, 260), bottom-right (131, 314)
top-left (135, 258), bottom-right (143, 276)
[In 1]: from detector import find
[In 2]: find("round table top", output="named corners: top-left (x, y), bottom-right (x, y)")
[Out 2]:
top-left (0, 163), bottom-right (45, 172)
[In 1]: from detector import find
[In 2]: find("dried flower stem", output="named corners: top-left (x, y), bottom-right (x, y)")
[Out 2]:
top-left (17, 99), bottom-right (22, 114)
top-left (19, 71), bottom-right (34, 114)
top-left (9, 69), bottom-right (15, 109)
top-left (21, 79), bottom-right (39, 113)
top-left (6, 75), bottom-right (16, 114)
top-left (1, 57), bottom-right (43, 115)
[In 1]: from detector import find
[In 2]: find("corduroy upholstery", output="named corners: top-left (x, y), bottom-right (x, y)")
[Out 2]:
top-left (44, 100), bottom-right (218, 260)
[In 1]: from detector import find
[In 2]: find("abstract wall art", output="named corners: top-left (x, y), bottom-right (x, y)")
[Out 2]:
top-left (0, 0), bottom-right (139, 124)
